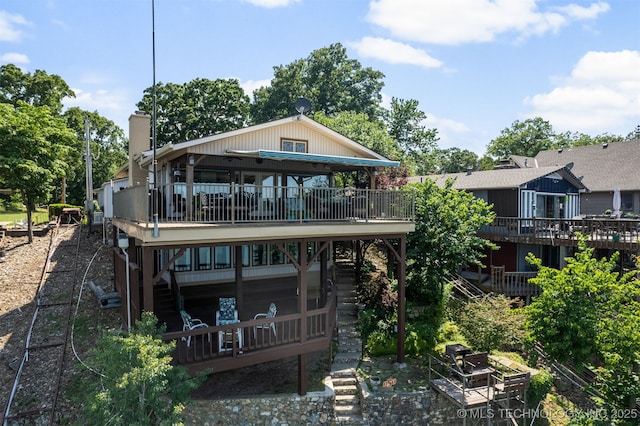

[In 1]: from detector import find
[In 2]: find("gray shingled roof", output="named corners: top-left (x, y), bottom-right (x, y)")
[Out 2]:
top-left (534, 140), bottom-right (640, 192)
top-left (408, 165), bottom-right (587, 191)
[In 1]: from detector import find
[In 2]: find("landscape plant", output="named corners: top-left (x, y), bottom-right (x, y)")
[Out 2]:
top-left (456, 294), bottom-right (525, 353)
top-left (525, 239), bottom-right (640, 415)
top-left (75, 312), bottom-right (204, 425)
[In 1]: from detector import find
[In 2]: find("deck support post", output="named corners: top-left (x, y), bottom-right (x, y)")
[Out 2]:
top-left (298, 353), bottom-right (307, 396)
top-left (298, 239), bottom-right (308, 395)
top-left (383, 235), bottom-right (406, 364)
top-left (235, 246), bottom-right (243, 310)
top-left (142, 246), bottom-right (154, 313)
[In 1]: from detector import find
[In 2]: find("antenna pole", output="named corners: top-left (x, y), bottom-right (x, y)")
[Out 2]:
top-left (84, 116), bottom-right (93, 234)
top-left (151, 0), bottom-right (159, 237)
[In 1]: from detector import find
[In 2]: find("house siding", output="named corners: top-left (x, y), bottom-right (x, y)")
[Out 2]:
top-left (191, 122), bottom-right (367, 158)
top-left (488, 189), bottom-right (518, 217)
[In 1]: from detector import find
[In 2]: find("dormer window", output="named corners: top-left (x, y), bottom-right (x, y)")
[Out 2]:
top-left (282, 138), bottom-right (307, 153)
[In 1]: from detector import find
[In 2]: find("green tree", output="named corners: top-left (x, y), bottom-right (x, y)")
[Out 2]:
top-left (486, 117), bottom-right (556, 159)
top-left (0, 102), bottom-right (76, 242)
top-left (478, 155), bottom-right (497, 171)
top-left (406, 179), bottom-right (496, 334)
top-left (79, 312), bottom-right (204, 425)
top-left (431, 147), bottom-right (479, 174)
top-left (137, 78), bottom-right (250, 147)
top-left (555, 131), bottom-right (624, 148)
top-left (0, 64), bottom-right (74, 114)
top-left (314, 110), bottom-right (401, 188)
top-left (250, 43), bottom-right (385, 123)
top-left (383, 97), bottom-right (439, 174)
top-left (525, 240), bottom-right (640, 410)
top-left (62, 108), bottom-right (128, 206)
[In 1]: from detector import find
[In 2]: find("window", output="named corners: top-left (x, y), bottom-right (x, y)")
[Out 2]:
top-left (214, 246), bottom-right (231, 269)
top-left (195, 247), bottom-right (211, 270)
top-left (252, 244), bottom-right (267, 266)
top-left (241, 245), bottom-right (250, 267)
top-left (174, 249), bottom-right (191, 271)
top-left (269, 244), bottom-right (284, 265)
top-left (281, 138), bottom-right (307, 153)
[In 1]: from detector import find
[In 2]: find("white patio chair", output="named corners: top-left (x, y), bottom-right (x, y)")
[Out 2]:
top-left (180, 310), bottom-right (209, 347)
top-left (253, 302), bottom-right (277, 339)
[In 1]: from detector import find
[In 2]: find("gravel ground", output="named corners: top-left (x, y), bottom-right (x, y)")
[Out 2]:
top-left (0, 225), bottom-right (328, 423)
top-left (0, 225), bottom-right (121, 424)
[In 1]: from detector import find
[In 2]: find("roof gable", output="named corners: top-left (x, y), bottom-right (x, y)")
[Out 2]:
top-left (139, 115), bottom-right (393, 167)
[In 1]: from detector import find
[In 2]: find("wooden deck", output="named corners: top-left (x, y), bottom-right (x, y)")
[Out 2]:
top-left (155, 279), bottom-right (337, 374)
top-left (479, 216), bottom-right (640, 251)
top-left (430, 378), bottom-right (494, 408)
top-left (428, 352), bottom-right (530, 412)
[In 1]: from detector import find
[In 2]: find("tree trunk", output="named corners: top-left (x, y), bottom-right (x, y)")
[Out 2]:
top-left (26, 206), bottom-right (33, 244)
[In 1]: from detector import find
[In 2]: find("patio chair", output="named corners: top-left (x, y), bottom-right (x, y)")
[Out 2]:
top-left (253, 302), bottom-right (277, 339)
top-left (180, 310), bottom-right (210, 347)
top-left (216, 297), bottom-right (241, 351)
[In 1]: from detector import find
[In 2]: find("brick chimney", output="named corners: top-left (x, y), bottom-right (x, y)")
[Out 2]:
top-left (128, 112), bottom-right (151, 186)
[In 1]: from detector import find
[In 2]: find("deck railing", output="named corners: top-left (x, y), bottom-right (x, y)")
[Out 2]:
top-left (113, 183), bottom-right (414, 225)
top-left (162, 295), bottom-right (336, 371)
top-left (480, 216), bottom-right (640, 249)
top-left (491, 266), bottom-right (540, 299)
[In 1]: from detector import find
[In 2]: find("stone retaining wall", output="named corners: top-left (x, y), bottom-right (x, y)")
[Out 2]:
top-left (183, 376), bottom-right (336, 425)
top-left (358, 376), bottom-right (463, 426)
top-left (184, 375), bottom-right (468, 425)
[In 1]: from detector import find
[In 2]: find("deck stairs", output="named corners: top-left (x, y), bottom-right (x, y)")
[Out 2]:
top-left (331, 260), bottom-right (367, 425)
top-left (448, 273), bottom-right (487, 301)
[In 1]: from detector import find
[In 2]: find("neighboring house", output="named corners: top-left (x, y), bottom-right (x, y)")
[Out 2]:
top-left (410, 165), bottom-right (587, 272)
top-left (109, 112), bottom-right (415, 394)
top-left (520, 140), bottom-right (640, 217)
top-left (410, 162), bottom-right (639, 298)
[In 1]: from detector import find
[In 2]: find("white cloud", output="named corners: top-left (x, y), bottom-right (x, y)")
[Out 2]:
top-left (423, 113), bottom-right (489, 154)
top-left (554, 1), bottom-right (610, 20)
top-left (240, 78), bottom-right (271, 100)
top-left (349, 37), bottom-right (443, 69)
top-left (0, 52), bottom-right (29, 64)
top-left (64, 87), bottom-right (134, 131)
top-left (524, 50), bottom-right (640, 135)
top-left (366, 0), bottom-right (609, 45)
top-left (0, 11), bottom-right (31, 42)
top-left (242, 0), bottom-right (300, 8)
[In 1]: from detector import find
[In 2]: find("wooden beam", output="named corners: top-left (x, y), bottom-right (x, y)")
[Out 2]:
top-left (298, 353), bottom-right (307, 396)
top-left (142, 246), bottom-right (154, 312)
top-left (235, 246), bottom-right (243, 310)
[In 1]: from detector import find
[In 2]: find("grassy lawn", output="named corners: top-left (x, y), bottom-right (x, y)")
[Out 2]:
top-left (0, 207), bottom-right (50, 226)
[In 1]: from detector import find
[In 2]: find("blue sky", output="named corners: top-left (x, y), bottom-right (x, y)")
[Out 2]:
top-left (1, 0), bottom-right (638, 155)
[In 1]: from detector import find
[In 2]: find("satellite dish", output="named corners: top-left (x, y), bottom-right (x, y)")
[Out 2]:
top-left (294, 97), bottom-right (312, 115)
top-left (565, 161), bottom-right (574, 170)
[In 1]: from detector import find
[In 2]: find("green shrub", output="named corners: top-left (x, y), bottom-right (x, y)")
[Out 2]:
top-left (527, 368), bottom-right (553, 407)
top-left (457, 295), bottom-right (525, 352)
top-left (73, 312), bottom-right (204, 425)
top-left (366, 328), bottom-right (396, 356)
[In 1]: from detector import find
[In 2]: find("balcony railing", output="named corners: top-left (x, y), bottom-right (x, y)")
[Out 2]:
top-left (480, 217), bottom-right (640, 249)
top-left (113, 183), bottom-right (415, 225)
top-left (162, 295), bottom-right (336, 372)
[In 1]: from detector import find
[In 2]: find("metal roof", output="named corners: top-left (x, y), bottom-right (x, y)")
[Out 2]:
top-left (225, 149), bottom-right (400, 168)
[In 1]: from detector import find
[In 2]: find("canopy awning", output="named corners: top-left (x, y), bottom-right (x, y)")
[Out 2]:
top-left (225, 149), bottom-right (399, 168)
